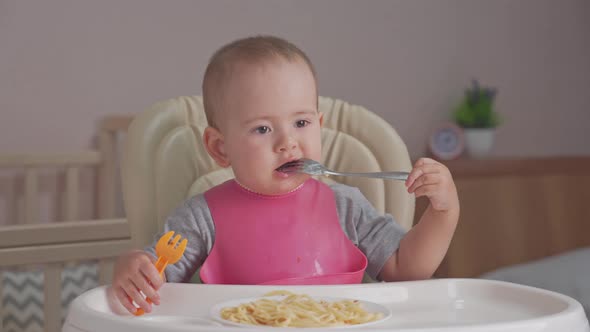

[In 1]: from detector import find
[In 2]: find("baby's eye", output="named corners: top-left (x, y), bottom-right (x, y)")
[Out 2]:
top-left (254, 126), bottom-right (271, 134)
top-left (295, 120), bottom-right (310, 128)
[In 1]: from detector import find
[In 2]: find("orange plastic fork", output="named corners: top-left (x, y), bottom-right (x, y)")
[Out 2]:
top-left (134, 231), bottom-right (187, 316)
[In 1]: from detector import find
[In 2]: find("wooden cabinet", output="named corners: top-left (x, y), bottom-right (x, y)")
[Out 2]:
top-left (413, 157), bottom-right (590, 278)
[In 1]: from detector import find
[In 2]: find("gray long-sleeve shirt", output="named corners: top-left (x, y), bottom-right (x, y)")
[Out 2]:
top-left (146, 183), bottom-right (406, 282)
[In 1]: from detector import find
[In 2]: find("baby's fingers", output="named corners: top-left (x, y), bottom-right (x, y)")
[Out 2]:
top-left (407, 173), bottom-right (439, 194)
top-left (135, 270), bottom-right (161, 305)
top-left (114, 286), bottom-right (139, 314)
top-left (122, 280), bottom-right (152, 313)
top-left (141, 261), bottom-right (164, 291)
top-left (405, 164), bottom-right (441, 189)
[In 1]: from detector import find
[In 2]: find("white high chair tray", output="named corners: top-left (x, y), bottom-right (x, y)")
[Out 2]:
top-left (63, 278), bottom-right (589, 332)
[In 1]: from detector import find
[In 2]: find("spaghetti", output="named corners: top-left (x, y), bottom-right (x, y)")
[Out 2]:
top-left (220, 290), bottom-right (384, 328)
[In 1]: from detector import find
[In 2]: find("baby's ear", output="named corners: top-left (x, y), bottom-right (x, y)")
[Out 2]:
top-left (319, 112), bottom-right (324, 127)
top-left (203, 127), bottom-right (230, 167)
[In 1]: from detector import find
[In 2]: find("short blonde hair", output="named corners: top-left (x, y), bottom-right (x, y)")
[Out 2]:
top-left (202, 35), bottom-right (317, 128)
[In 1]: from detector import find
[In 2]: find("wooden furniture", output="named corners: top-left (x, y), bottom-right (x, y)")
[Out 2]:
top-left (414, 157), bottom-right (590, 278)
top-left (0, 118), bottom-right (132, 332)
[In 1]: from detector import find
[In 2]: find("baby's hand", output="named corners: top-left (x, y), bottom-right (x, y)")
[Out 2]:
top-left (112, 250), bottom-right (164, 314)
top-left (405, 158), bottom-right (458, 212)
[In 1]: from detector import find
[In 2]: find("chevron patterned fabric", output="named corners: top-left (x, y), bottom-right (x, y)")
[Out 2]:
top-left (1, 262), bottom-right (99, 332)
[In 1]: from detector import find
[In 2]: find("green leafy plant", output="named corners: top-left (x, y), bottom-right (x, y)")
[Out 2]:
top-left (453, 80), bottom-right (500, 128)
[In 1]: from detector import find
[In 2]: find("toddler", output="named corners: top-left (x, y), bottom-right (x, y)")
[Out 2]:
top-left (112, 35), bottom-right (460, 314)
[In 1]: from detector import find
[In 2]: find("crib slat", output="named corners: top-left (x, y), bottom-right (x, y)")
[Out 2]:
top-left (44, 263), bottom-right (62, 332)
top-left (99, 258), bottom-right (115, 285)
top-left (5, 177), bottom-right (17, 226)
top-left (0, 270), bottom-right (4, 331)
top-left (65, 167), bottom-right (80, 221)
top-left (98, 130), bottom-right (116, 219)
top-left (100, 115), bottom-right (133, 132)
top-left (0, 239), bottom-right (132, 267)
top-left (0, 151), bottom-right (101, 167)
top-left (0, 218), bottom-right (129, 248)
top-left (24, 168), bottom-right (39, 224)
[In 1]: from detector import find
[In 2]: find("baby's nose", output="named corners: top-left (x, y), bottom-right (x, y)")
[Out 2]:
top-left (276, 136), bottom-right (297, 152)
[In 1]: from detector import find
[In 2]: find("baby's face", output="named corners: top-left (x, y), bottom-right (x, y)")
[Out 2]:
top-left (217, 59), bottom-right (321, 195)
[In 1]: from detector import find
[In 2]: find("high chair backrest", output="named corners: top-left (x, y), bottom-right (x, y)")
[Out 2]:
top-left (122, 96), bottom-right (414, 248)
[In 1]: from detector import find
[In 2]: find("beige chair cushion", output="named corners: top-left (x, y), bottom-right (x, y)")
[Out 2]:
top-left (123, 96), bottom-right (414, 248)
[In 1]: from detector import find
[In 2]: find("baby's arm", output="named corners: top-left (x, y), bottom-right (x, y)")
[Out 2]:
top-left (379, 158), bottom-right (459, 281)
top-left (111, 194), bottom-right (214, 314)
top-left (144, 196), bottom-right (214, 283)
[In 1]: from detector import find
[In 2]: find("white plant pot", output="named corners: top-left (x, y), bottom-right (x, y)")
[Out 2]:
top-left (464, 128), bottom-right (495, 158)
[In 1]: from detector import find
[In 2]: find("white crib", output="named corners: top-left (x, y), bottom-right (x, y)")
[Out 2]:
top-left (0, 116), bottom-right (132, 332)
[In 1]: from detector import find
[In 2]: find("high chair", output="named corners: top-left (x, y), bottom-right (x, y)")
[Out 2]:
top-left (64, 96), bottom-right (589, 331)
top-left (122, 96), bottom-right (415, 250)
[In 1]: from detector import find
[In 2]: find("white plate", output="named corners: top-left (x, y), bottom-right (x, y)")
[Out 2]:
top-left (210, 295), bottom-right (391, 329)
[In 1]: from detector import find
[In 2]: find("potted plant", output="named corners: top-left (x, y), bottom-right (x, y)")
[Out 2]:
top-left (453, 80), bottom-right (500, 158)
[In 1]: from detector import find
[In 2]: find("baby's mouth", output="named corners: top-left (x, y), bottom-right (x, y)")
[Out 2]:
top-left (276, 160), bottom-right (300, 173)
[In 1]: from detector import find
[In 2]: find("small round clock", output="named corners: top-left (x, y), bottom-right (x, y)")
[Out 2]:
top-left (428, 122), bottom-right (465, 160)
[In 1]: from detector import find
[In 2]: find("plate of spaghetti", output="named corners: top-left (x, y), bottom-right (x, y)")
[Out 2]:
top-left (210, 290), bottom-right (391, 328)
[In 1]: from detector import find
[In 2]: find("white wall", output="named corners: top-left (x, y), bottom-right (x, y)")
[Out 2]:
top-left (1, 0), bottom-right (589, 159)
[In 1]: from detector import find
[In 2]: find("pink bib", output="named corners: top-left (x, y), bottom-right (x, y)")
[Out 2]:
top-left (199, 179), bottom-right (367, 285)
